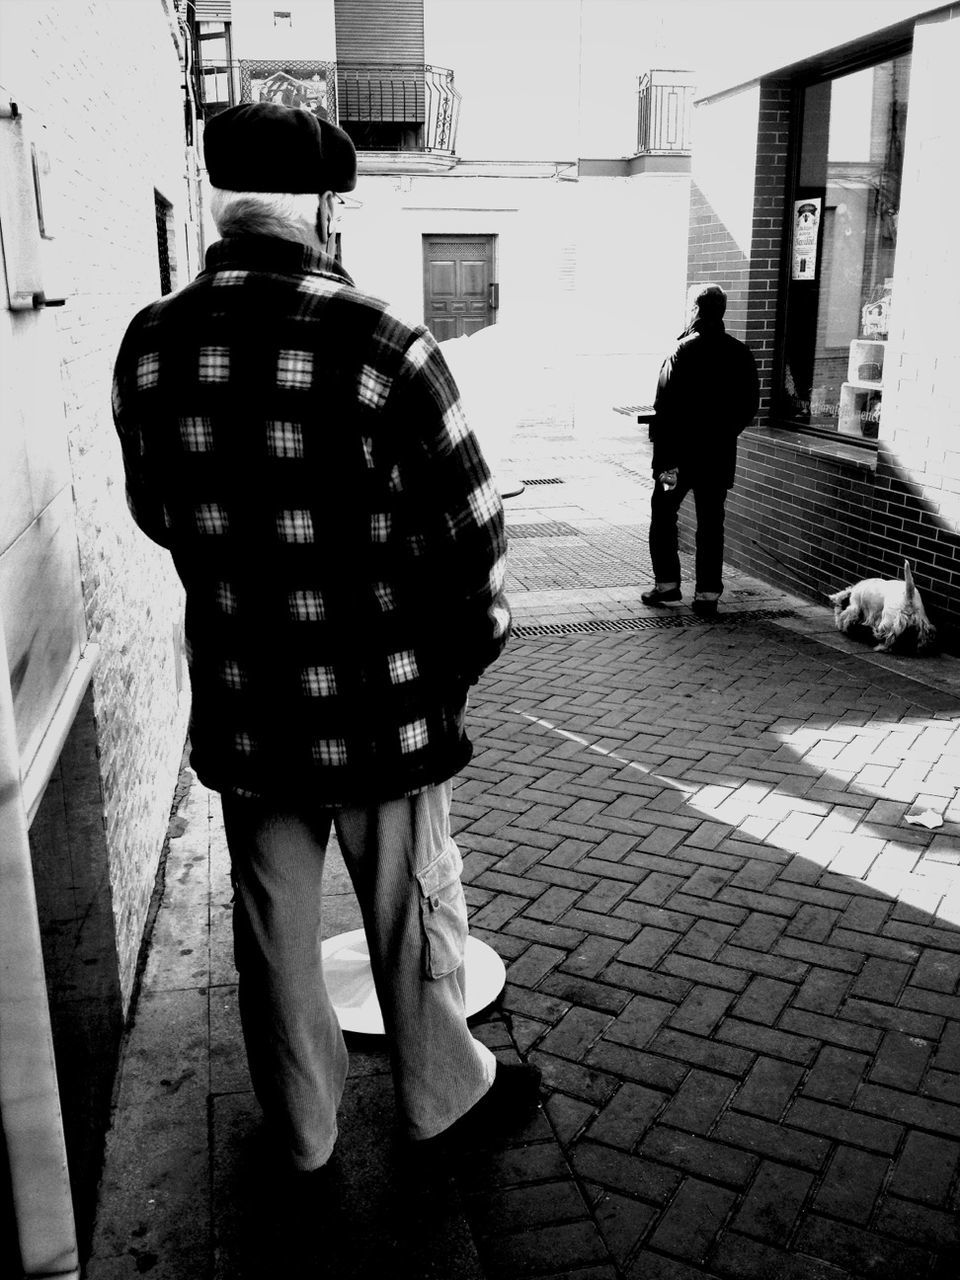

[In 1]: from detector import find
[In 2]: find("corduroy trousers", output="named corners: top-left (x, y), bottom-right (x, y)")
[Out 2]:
top-left (221, 779), bottom-right (496, 1171)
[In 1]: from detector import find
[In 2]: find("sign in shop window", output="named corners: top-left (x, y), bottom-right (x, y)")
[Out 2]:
top-left (780, 51), bottom-right (910, 442)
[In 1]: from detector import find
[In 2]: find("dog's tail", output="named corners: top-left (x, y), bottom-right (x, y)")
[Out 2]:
top-left (903, 559), bottom-right (918, 604)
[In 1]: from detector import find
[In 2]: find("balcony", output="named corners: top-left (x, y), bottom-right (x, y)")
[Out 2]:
top-left (637, 69), bottom-right (695, 156)
top-left (221, 59), bottom-right (460, 158)
top-left (336, 62), bottom-right (461, 155)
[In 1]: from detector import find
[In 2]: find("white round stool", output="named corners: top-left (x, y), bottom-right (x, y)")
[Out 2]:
top-left (320, 928), bottom-right (507, 1036)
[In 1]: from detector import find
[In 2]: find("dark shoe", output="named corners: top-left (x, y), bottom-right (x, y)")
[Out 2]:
top-left (692, 598), bottom-right (718, 618)
top-left (641, 585), bottom-right (682, 605)
top-left (415, 1061), bottom-right (543, 1154)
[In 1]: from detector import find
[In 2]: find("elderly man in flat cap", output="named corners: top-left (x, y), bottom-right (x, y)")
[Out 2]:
top-left (112, 104), bottom-right (539, 1181)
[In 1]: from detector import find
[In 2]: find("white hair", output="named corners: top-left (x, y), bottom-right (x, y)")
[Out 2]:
top-left (208, 187), bottom-right (322, 245)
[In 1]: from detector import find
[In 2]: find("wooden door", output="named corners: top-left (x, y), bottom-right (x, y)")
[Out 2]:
top-left (422, 235), bottom-right (497, 340)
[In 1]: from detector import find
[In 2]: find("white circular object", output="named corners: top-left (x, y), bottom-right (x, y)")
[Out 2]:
top-left (320, 928), bottom-right (506, 1036)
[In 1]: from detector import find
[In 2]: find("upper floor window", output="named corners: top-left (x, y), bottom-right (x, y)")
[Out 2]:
top-left (779, 50), bottom-right (910, 442)
top-left (273, 10), bottom-right (292, 26)
top-left (196, 20), bottom-right (235, 115)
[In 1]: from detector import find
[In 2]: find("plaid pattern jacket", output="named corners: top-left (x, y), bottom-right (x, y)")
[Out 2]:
top-left (112, 235), bottom-right (510, 806)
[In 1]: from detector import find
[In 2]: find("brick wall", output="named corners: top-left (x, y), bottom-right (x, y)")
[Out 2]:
top-left (2, 0), bottom-right (198, 1009)
top-left (686, 20), bottom-right (960, 639)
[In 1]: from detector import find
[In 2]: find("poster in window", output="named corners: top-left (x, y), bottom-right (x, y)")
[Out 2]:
top-left (792, 198), bottom-right (821, 281)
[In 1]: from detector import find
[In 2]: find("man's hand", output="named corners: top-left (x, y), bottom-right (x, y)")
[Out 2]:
top-left (658, 468), bottom-right (679, 492)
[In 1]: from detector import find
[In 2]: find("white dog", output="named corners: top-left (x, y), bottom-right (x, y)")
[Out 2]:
top-left (828, 559), bottom-right (936, 653)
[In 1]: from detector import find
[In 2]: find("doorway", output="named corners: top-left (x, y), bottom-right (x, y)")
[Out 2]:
top-left (422, 235), bottom-right (497, 340)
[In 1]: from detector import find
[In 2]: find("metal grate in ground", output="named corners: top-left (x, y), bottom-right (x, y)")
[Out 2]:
top-left (506, 521), bottom-right (582, 539)
top-left (519, 477), bottom-right (565, 486)
top-left (512, 609), bottom-right (797, 638)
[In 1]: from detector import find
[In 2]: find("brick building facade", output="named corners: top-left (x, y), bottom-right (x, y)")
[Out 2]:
top-left (684, 4), bottom-right (960, 639)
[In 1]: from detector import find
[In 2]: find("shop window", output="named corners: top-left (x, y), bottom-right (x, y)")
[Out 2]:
top-left (780, 50), bottom-right (910, 441)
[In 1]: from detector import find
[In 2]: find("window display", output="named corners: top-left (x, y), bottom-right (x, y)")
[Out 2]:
top-left (780, 52), bottom-right (910, 441)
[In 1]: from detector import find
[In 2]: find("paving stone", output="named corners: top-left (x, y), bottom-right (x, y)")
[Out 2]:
top-left (545, 1091), bottom-right (597, 1144)
top-left (507, 942), bottom-right (566, 988)
top-left (659, 953), bottom-right (751, 993)
top-left (466, 1179), bottom-right (590, 1237)
top-left (732, 1160), bottom-right (814, 1241)
top-left (668, 987), bottom-right (736, 1037)
top-left (604, 995), bottom-right (675, 1050)
top-left (716, 1018), bottom-right (819, 1065)
top-left (539, 1006), bottom-right (615, 1061)
top-left (887, 1130), bottom-right (960, 1205)
top-left (476, 1218), bottom-right (610, 1279)
top-left (586, 1042), bottom-right (688, 1093)
top-left (731, 1057), bottom-right (805, 1121)
top-left (802, 1044), bottom-right (870, 1104)
top-left (571, 1141), bottom-right (681, 1205)
top-left (792, 1214), bottom-right (932, 1279)
top-left (779, 1007), bottom-right (882, 1053)
top-left (647, 1177), bottom-right (738, 1263)
top-left (855, 1082), bottom-right (960, 1137)
top-left (625, 1250), bottom-right (724, 1280)
top-left (869, 1029), bottom-right (935, 1090)
top-left (732, 976), bottom-right (794, 1024)
top-left (616, 927), bottom-right (682, 968)
top-left (586, 1082), bottom-right (669, 1150)
top-left (712, 1111), bottom-right (830, 1170)
top-left (659, 1069), bottom-right (737, 1135)
top-left (709, 1230), bottom-right (856, 1280)
top-left (787, 1097), bottom-right (903, 1154)
top-left (842, 996), bottom-right (943, 1040)
top-left (602, 962), bottom-right (692, 1004)
top-left (591, 1189), bottom-right (658, 1266)
top-left (812, 1145), bottom-right (890, 1224)
top-left (531, 1051), bottom-right (620, 1107)
top-left (638, 1127), bottom-right (758, 1188)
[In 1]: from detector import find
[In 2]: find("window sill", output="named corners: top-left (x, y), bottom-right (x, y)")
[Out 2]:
top-left (762, 425), bottom-right (879, 472)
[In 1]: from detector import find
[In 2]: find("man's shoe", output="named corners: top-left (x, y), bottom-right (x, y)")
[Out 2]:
top-left (692, 598), bottom-right (719, 618)
top-left (415, 1061), bottom-right (543, 1154)
top-left (641, 585), bottom-right (682, 605)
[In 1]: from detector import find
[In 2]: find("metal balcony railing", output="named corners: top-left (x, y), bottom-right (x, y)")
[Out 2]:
top-left (223, 59), bottom-right (460, 154)
top-left (637, 70), bottom-right (695, 155)
top-left (336, 62), bottom-right (460, 153)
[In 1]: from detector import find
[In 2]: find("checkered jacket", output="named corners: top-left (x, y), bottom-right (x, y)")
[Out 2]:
top-left (112, 234), bottom-right (510, 806)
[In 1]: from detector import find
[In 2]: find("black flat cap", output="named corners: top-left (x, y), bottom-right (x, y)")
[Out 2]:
top-left (204, 103), bottom-right (357, 194)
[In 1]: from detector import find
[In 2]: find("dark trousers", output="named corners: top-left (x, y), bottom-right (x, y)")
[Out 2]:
top-left (648, 474), bottom-right (728, 595)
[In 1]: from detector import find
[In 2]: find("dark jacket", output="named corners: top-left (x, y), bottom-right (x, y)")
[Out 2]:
top-left (651, 317), bottom-right (759, 488)
top-left (112, 234), bottom-right (509, 806)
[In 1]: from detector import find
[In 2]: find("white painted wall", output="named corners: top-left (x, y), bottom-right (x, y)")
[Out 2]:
top-left (424, 0), bottom-right (581, 160)
top-left (229, 0), bottom-right (336, 60)
top-left (878, 7), bottom-right (960, 529)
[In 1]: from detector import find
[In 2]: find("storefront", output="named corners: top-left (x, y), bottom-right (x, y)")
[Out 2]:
top-left (686, 3), bottom-right (959, 637)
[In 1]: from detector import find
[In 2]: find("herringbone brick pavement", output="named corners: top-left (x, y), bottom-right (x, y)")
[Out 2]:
top-left (449, 619), bottom-right (960, 1280)
top-left (85, 432), bottom-right (960, 1280)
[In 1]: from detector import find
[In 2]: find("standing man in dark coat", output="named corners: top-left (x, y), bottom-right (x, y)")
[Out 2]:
top-left (112, 103), bottom-right (539, 1179)
top-left (642, 284), bottom-right (759, 617)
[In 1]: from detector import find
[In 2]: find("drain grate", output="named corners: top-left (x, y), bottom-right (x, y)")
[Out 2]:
top-left (507, 521), bottom-right (581, 539)
top-left (512, 609), bottom-right (797, 638)
top-left (520, 477), bottom-right (565, 486)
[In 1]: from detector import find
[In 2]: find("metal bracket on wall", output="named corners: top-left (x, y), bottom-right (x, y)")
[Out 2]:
top-left (0, 100), bottom-right (68, 310)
